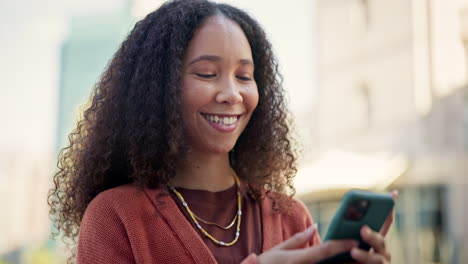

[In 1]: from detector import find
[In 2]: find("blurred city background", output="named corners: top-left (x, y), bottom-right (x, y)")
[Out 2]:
top-left (1, 0), bottom-right (467, 263)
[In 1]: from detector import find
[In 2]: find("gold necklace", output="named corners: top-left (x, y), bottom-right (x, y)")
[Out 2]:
top-left (169, 176), bottom-right (242, 247)
top-left (194, 212), bottom-right (237, 230)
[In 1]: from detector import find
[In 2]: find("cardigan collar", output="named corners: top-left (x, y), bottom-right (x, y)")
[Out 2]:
top-left (143, 186), bottom-right (282, 263)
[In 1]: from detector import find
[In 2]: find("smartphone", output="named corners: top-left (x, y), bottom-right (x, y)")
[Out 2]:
top-left (318, 190), bottom-right (394, 264)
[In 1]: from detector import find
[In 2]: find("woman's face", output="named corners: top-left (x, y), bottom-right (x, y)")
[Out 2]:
top-left (181, 16), bottom-right (258, 155)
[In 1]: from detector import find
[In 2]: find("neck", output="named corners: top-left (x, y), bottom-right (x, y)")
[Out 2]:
top-left (170, 151), bottom-right (235, 192)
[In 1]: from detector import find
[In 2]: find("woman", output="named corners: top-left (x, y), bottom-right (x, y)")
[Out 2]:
top-left (48, 0), bottom-right (394, 263)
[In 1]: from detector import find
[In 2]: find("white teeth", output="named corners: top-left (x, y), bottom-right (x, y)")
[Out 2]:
top-left (204, 114), bottom-right (238, 125)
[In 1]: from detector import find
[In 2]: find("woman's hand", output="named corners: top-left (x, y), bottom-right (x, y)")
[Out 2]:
top-left (349, 225), bottom-right (391, 263)
top-left (350, 190), bottom-right (399, 264)
top-left (257, 190), bottom-right (398, 264)
top-left (257, 225), bottom-right (358, 264)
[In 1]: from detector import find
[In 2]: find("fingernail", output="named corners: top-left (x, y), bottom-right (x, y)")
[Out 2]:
top-left (351, 248), bottom-right (361, 258)
top-left (362, 225), bottom-right (371, 236)
top-left (302, 228), bottom-right (312, 238)
top-left (304, 224), bottom-right (316, 237)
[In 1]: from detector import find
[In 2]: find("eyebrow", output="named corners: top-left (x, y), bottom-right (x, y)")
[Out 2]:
top-left (188, 55), bottom-right (254, 66)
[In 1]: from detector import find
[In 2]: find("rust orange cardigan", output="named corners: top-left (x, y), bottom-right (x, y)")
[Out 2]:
top-left (77, 183), bottom-right (321, 264)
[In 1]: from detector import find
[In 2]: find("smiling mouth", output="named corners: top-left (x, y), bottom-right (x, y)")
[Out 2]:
top-left (201, 113), bottom-right (241, 126)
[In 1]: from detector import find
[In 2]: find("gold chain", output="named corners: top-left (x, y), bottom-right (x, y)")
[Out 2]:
top-left (169, 175), bottom-right (242, 247)
top-left (194, 212), bottom-right (237, 230)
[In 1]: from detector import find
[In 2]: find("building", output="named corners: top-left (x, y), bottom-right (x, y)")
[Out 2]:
top-left (296, 0), bottom-right (468, 263)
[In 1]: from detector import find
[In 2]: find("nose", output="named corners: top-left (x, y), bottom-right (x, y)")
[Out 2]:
top-left (215, 77), bottom-right (243, 105)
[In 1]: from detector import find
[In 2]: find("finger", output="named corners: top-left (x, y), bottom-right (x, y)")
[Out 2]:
top-left (379, 208), bottom-right (394, 237)
top-left (273, 225), bottom-right (316, 250)
top-left (351, 247), bottom-right (390, 264)
top-left (298, 239), bottom-right (359, 263)
top-left (380, 190), bottom-right (398, 236)
top-left (361, 226), bottom-right (387, 254)
top-left (390, 190), bottom-right (399, 200)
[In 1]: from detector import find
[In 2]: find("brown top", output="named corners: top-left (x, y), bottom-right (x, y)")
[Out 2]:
top-left (170, 183), bottom-right (262, 264)
top-left (76, 183), bottom-right (321, 264)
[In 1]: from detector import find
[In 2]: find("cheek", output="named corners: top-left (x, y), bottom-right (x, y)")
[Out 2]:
top-left (245, 84), bottom-right (259, 112)
top-left (181, 81), bottom-right (211, 113)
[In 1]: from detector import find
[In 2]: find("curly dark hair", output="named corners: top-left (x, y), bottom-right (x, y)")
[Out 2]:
top-left (48, 0), bottom-right (298, 257)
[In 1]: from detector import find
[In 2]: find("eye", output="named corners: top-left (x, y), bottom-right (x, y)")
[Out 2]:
top-left (236, 75), bottom-right (253, 81)
top-left (195, 73), bottom-right (216, 79)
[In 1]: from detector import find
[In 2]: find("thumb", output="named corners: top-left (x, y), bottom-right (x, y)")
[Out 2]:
top-left (273, 224), bottom-right (317, 250)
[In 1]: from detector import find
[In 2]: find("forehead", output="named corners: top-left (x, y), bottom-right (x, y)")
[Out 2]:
top-left (183, 15), bottom-right (252, 61)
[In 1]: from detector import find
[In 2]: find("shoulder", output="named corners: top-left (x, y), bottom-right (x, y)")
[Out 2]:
top-left (78, 184), bottom-right (142, 262)
top-left (83, 183), bottom-right (151, 224)
top-left (79, 184), bottom-right (155, 245)
top-left (90, 183), bottom-right (146, 205)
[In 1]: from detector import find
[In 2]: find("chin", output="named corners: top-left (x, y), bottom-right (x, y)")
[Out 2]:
top-left (206, 142), bottom-right (235, 154)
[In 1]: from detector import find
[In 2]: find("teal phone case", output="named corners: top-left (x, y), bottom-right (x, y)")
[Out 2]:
top-left (318, 190), bottom-right (394, 264)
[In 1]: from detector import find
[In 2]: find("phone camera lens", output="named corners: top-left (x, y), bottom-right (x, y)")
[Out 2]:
top-left (345, 199), bottom-right (370, 221)
top-left (360, 200), bottom-right (369, 208)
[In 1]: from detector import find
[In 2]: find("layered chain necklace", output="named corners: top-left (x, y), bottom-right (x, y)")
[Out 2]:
top-left (169, 174), bottom-right (242, 247)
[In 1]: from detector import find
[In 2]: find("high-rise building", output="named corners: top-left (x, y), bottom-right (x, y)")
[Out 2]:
top-left (300, 0), bottom-right (468, 263)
